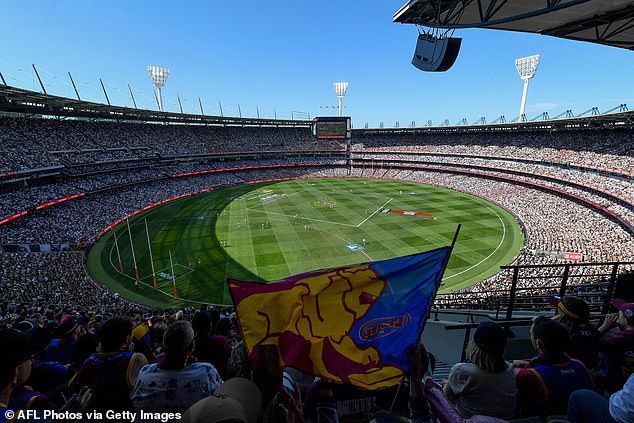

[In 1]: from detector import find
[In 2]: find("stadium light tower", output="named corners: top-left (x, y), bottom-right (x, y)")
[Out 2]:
top-left (515, 55), bottom-right (540, 122)
top-left (147, 65), bottom-right (170, 112)
top-left (333, 82), bottom-right (348, 117)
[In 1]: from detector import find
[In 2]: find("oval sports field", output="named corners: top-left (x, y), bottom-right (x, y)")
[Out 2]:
top-left (86, 178), bottom-right (524, 307)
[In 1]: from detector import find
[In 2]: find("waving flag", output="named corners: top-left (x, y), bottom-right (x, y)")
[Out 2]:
top-left (228, 246), bottom-right (451, 390)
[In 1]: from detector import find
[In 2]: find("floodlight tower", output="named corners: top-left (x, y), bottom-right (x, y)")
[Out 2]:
top-left (333, 82), bottom-right (348, 117)
top-left (515, 55), bottom-right (540, 122)
top-left (147, 66), bottom-right (170, 112)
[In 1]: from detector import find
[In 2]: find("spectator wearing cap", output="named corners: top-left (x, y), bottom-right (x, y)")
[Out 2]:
top-left (443, 321), bottom-right (516, 419)
top-left (552, 295), bottom-right (600, 369)
top-left (46, 316), bottom-right (82, 365)
top-left (0, 329), bottom-right (34, 421)
top-left (514, 316), bottom-right (593, 417)
top-left (180, 378), bottom-right (262, 423)
top-left (69, 316), bottom-right (147, 412)
top-left (597, 299), bottom-right (634, 393)
top-left (0, 329), bottom-right (93, 421)
top-left (130, 321), bottom-right (223, 415)
top-left (22, 326), bottom-right (69, 398)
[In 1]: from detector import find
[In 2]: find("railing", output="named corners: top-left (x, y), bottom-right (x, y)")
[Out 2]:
top-left (444, 319), bottom-right (534, 362)
top-left (436, 261), bottom-right (634, 319)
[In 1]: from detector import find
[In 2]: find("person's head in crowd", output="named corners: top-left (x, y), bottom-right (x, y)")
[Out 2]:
top-left (553, 295), bottom-right (591, 328)
top-left (29, 327), bottom-right (53, 361)
top-left (467, 321), bottom-right (508, 373)
top-left (208, 308), bottom-right (221, 330)
top-left (14, 320), bottom-right (34, 332)
top-left (162, 321), bottom-right (195, 363)
top-left (531, 316), bottom-right (570, 356)
top-left (214, 318), bottom-right (231, 338)
top-left (58, 316), bottom-right (82, 343)
top-left (70, 331), bottom-right (99, 371)
top-left (31, 313), bottom-right (44, 328)
top-left (98, 316), bottom-right (134, 353)
top-left (132, 324), bottom-right (156, 361)
top-left (77, 315), bottom-right (91, 330)
top-left (180, 378), bottom-right (262, 423)
top-left (226, 341), bottom-right (254, 379)
top-left (612, 299), bottom-right (634, 329)
top-left (45, 320), bottom-right (59, 335)
top-left (191, 311), bottom-right (212, 335)
top-left (0, 329), bottom-right (34, 397)
top-left (149, 322), bottom-right (168, 354)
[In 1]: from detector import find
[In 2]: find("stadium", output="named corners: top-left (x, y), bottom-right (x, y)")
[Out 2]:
top-left (1, 1), bottom-right (634, 422)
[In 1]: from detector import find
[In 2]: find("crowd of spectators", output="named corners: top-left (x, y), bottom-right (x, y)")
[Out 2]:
top-left (0, 160), bottom-right (345, 245)
top-left (0, 294), bottom-right (632, 422)
top-left (394, 170), bottom-right (633, 300)
top-left (1, 117), bottom-right (634, 422)
top-left (351, 129), bottom-right (634, 173)
top-left (5, 117), bottom-right (633, 174)
top-left (1, 117), bottom-right (632, 315)
top-left (0, 252), bottom-right (132, 314)
top-left (0, 116), bottom-right (345, 172)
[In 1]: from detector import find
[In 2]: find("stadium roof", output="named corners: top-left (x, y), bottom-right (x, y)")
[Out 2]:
top-left (0, 84), bottom-right (311, 127)
top-left (394, 0), bottom-right (634, 50)
top-left (1, 83), bottom-right (633, 132)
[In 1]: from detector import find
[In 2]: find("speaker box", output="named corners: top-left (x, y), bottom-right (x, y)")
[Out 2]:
top-left (412, 34), bottom-right (462, 72)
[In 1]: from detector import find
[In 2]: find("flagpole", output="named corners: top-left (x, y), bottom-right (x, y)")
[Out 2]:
top-left (126, 217), bottom-right (140, 288)
top-left (113, 231), bottom-right (123, 273)
top-left (449, 223), bottom-right (462, 252)
top-left (144, 218), bottom-right (157, 288)
top-left (169, 249), bottom-right (178, 299)
top-left (440, 223), bottom-right (462, 277)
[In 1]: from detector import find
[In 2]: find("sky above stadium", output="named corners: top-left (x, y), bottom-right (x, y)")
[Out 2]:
top-left (2, 1), bottom-right (633, 127)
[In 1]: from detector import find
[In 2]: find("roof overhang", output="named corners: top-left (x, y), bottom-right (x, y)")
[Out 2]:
top-left (0, 85), bottom-right (311, 127)
top-left (394, 0), bottom-right (634, 50)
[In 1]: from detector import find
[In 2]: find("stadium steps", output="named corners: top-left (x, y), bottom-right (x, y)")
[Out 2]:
top-left (431, 359), bottom-right (452, 383)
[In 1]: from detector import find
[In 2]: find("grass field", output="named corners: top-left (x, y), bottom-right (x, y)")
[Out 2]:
top-left (86, 178), bottom-right (524, 307)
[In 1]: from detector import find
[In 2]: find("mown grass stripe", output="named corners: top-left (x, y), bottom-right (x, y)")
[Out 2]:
top-left (87, 178), bottom-right (524, 306)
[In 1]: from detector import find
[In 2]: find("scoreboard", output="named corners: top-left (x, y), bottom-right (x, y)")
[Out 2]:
top-left (313, 116), bottom-right (351, 139)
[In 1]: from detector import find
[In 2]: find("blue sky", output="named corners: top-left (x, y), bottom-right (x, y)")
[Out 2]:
top-left (1, 1), bottom-right (632, 127)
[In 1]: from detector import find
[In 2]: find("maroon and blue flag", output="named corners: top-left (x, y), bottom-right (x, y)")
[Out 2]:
top-left (228, 247), bottom-right (450, 390)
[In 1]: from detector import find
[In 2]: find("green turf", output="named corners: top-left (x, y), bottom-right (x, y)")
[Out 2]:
top-left (86, 178), bottom-right (524, 307)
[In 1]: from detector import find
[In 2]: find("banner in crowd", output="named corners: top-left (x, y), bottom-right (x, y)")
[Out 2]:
top-left (1, 243), bottom-right (71, 253)
top-left (531, 249), bottom-right (584, 261)
top-left (228, 247), bottom-right (450, 390)
top-left (563, 252), bottom-right (583, 261)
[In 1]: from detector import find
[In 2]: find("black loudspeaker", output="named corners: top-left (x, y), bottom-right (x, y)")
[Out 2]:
top-left (411, 34), bottom-right (462, 72)
top-left (613, 272), bottom-right (634, 303)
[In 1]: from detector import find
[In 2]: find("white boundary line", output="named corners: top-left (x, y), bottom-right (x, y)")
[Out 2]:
top-left (443, 197), bottom-right (507, 280)
top-left (155, 264), bottom-right (195, 289)
top-left (103, 179), bottom-right (511, 301)
top-left (105, 205), bottom-right (210, 304)
top-left (356, 198), bottom-right (393, 227)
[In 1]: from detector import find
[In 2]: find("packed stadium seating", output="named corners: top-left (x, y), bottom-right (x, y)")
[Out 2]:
top-left (1, 117), bottom-right (633, 303)
top-left (1, 113), bottom-right (634, 422)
